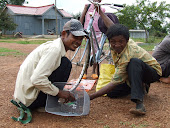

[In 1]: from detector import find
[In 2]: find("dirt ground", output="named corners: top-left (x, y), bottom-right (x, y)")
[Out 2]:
top-left (0, 42), bottom-right (169, 128)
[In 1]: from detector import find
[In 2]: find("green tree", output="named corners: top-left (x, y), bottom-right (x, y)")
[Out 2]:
top-left (0, 0), bottom-right (27, 35)
top-left (117, 0), bottom-right (170, 41)
top-left (0, 0), bottom-right (8, 9)
top-left (72, 12), bottom-right (81, 20)
top-left (9, 0), bottom-right (26, 5)
top-left (0, 11), bottom-right (17, 34)
top-left (0, 0), bottom-right (27, 9)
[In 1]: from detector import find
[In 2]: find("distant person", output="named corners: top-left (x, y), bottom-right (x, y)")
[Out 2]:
top-left (152, 35), bottom-right (170, 84)
top-left (79, 0), bottom-right (105, 79)
top-left (89, 5), bottom-right (162, 116)
top-left (13, 19), bottom-right (88, 111)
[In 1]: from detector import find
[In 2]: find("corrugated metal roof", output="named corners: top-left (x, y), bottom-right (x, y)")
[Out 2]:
top-left (6, 4), bottom-right (54, 15)
top-left (59, 9), bottom-right (73, 18)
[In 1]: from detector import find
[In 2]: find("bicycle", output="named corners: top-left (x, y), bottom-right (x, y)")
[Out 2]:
top-left (66, 0), bottom-right (124, 91)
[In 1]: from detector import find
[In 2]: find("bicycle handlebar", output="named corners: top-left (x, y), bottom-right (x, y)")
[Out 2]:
top-left (112, 4), bottom-right (124, 8)
top-left (87, 0), bottom-right (124, 8)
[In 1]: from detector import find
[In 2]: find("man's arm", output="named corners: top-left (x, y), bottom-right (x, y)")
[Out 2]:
top-left (96, 6), bottom-right (114, 28)
top-left (90, 82), bottom-right (117, 100)
top-left (79, 4), bottom-right (89, 24)
top-left (160, 36), bottom-right (170, 54)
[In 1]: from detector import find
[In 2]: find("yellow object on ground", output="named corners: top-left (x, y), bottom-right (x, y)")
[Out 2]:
top-left (96, 64), bottom-right (115, 95)
top-left (82, 74), bottom-right (87, 79)
top-left (91, 74), bottom-right (98, 79)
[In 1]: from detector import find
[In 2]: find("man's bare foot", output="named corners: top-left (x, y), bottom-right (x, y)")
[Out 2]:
top-left (160, 77), bottom-right (170, 84)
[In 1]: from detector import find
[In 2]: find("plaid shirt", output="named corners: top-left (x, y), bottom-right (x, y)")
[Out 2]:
top-left (111, 39), bottom-right (162, 86)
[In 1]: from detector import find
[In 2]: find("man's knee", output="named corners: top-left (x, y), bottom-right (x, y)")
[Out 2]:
top-left (127, 58), bottom-right (143, 71)
top-left (61, 57), bottom-right (72, 69)
top-left (48, 57), bottom-right (72, 82)
top-left (129, 58), bottom-right (142, 65)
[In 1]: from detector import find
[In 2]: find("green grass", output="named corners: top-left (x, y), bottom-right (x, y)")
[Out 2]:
top-left (138, 44), bottom-right (156, 51)
top-left (120, 121), bottom-right (150, 128)
top-left (0, 40), bottom-right (50, 44)
top-left (140, 45), bottom-right (155, 51)
top-left (0, 47), bottom-right (26, 56)
top-left (131, 36), bottom-right (164, 44)
top-left (0, 36), bottom-right (159, 52)
top-left (0, 36), bottom-right (16, 39)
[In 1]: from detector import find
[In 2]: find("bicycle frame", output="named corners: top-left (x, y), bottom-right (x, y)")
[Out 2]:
top-left (95, 33), bottom-right (108, 63)
top-left (71, 6), bottom-right (111, 66)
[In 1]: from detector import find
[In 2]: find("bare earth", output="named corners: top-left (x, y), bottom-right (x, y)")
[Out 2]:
top-left (0, 42), bottom-right (169, 128)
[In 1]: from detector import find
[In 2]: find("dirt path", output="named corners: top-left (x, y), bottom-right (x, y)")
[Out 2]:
top-left (0, 42), bottom-right (169, 128)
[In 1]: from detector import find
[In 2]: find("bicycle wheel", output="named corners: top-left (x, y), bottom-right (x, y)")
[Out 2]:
top-left (66, 39), bottom-right (91, 91)
top-left (96, 34), bottom-right (113, 64)
top-left (100, 41), bottom-right (113, 64)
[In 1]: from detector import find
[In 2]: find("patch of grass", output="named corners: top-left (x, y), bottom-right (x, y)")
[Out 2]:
top-left (132, 38), bottom-right (146, 43)
top-left (96, 120), bottom-right (104, 124)
top-left (147, 36), bottom-right (164, 43)
top-left (0, 36), bottom-right (16, 39)
top-left (0, 40), bottom-right (49, 44)
top-left (138, 43), bottom-right (156, 51)
top-left (0, 47), bottom-right (26, 56)
top-left (0, 36), bottom-right (160, 52)
top-left (120, 121), bottom-right (130, 126)
top-left (132, 36), bottom-right (164, 44)
top-left (120, 121), bottom-right (150, 128)
top-left (103, 125), bottom-right (110, 128)
top-left (155, 122), bottom-right (161, 127)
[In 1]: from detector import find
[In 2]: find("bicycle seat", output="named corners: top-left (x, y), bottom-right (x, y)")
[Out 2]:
top-left (98, 13), bottom-right (119, 34)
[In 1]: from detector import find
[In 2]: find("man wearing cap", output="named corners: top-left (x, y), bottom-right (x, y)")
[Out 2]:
top-left (13, 19), bottom-right (88, 110)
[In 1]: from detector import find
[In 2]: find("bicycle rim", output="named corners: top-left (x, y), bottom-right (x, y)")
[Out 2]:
top-left (66, 40), bottom-right (91, 91)
top-left (96, 34), bottom-right (113, 64)
top-left (99, 40), bottom-right (113, 64)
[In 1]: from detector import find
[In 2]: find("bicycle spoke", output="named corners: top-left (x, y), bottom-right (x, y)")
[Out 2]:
top-left (66, 40), bottom-right (90, 91)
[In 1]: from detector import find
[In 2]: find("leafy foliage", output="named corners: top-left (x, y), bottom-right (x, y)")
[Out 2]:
top-left (0, 0), bottom-right (26, 9)
top-left (0, 11), bottom-right (17, 33)
top-left (0, 0), bottom-right (8, 9)
top-left (117, 0), bottom-right (170, 39)
top-left (72, 12), bottom-right (82, 20)
top-left (0, 0), bottom-right (27, 34)
top-left (9, 0), bottom-right (25, 5)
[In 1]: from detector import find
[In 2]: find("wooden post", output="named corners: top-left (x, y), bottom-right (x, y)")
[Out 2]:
top-left (42, 18), bottom-right (44, 35)
top-left (55, 0), bottom-right (58, 36)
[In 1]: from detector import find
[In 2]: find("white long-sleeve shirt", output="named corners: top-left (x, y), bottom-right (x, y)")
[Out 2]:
top-left (14, 38), bottom-right (66, 107)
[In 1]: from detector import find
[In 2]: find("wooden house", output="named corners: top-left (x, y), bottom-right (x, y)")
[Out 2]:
top-left (3, 4), bottom-right (73, 35)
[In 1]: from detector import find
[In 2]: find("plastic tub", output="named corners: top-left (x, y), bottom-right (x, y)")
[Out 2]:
top-left (45, 82), bottom-right (90, 116)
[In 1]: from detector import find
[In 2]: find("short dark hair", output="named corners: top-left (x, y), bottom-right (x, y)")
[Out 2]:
top-left (106, 24), bottom-right (129, 41)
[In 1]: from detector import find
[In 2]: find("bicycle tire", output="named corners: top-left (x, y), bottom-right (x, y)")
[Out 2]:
top-left (95, 34), bottom-right (113, 65)
top-left (88, 33), bottom-right (113, 76)
top-left (99, 41), bottom-right (113, 64)
top-left (66, 39), bottom-right (91, 91)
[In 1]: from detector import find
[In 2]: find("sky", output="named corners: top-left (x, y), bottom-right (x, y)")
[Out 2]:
top-left (24, 0), bottom-right (170, 14)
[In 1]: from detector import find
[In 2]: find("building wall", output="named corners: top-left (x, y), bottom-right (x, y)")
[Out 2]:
top-left (6, 15), bottom-right (42, 35)
top-left (43, 8), bottom-right (62, 35)
top-left (5, 7), bottom-right (72, 35)
top-left (129, 30), bottom-right (149, 39)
